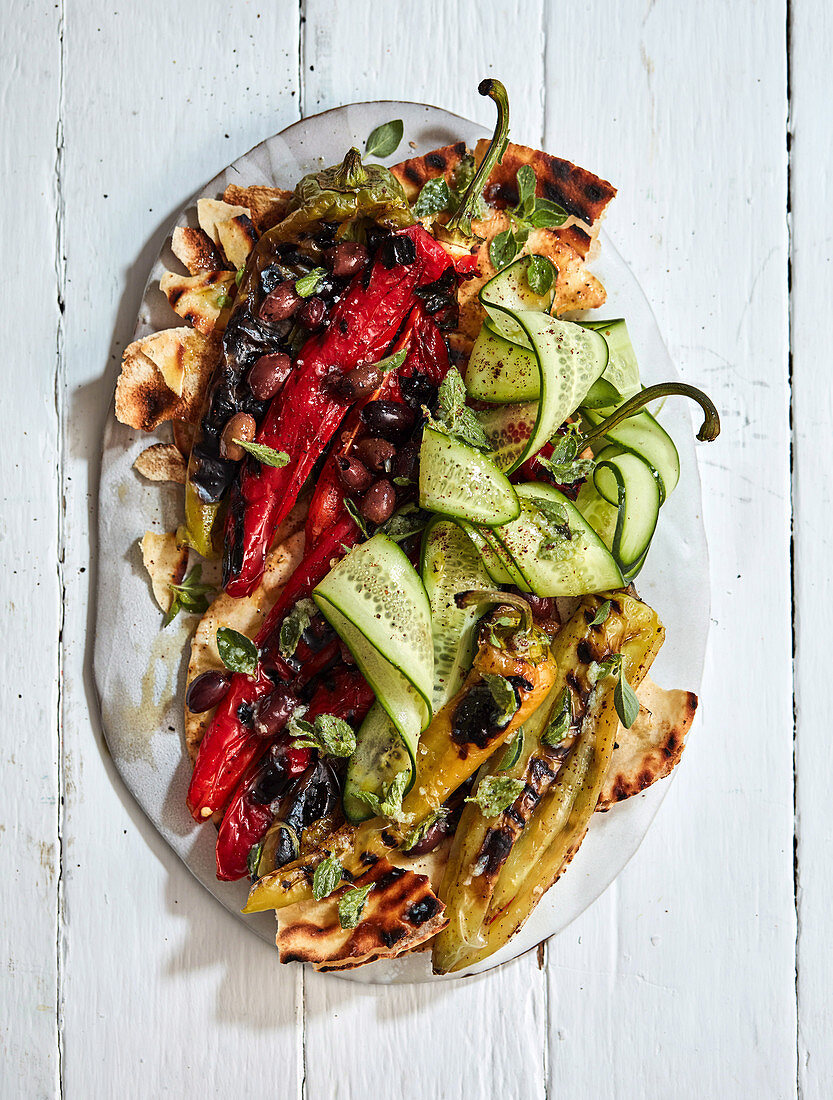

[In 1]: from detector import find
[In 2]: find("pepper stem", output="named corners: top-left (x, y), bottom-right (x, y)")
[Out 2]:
top-left (455, 588), bottom-right (533, 637)
top-left (437, 79), bottom-right (510, 246)
top-left (332, 147), bottom-right (369, 191)
top-left (582, 383), bottom-right (721, 445)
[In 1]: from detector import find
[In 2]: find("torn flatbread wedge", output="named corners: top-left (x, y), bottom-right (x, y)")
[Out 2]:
top-left (115, 327), bottom-right (220, 431)
top-left (223, 183), bottom-right (293, 233)
top-left (196, 198), bottom-right (251, 247)
top-left (133, 442), bottom-right (188, 484)
top-left (215, 214), bottom-right (258, 270)
top-left (159, 269), bottom-right (235, 334)
top-left (597, 677), bottom-right (697, 811)
top-left (139, 531), bottom-right (187, 613)
top-left (171, 226), bottom-right (225, 275)
top-left (277, 856), bottom-right (447, 970)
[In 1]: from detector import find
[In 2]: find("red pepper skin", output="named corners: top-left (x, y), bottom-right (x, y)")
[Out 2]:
top-left (214, 669), bottom-right (373, 881)
top-left (215, 745), bottom-right (312, 882)
top-left (187, 517), bottom-right (359, 822)
top-left (453, 252), bottom-right (480, 276)
top-left (223, 225), bottom-right (453, 597)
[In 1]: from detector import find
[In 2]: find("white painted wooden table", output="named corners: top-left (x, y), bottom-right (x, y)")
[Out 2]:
top-left (2, 1), bottom-right (820, 1096)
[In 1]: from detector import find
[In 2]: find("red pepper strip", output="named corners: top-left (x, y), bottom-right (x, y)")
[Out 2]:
top-left (214, 669), bottom-right (373, 881)
top-left (187, 517), bottom-right (359, 822)
top-left (453, 252), bottom-right (480, 276)
top-left (215, 743), bottom-right (313, 882)
top-left (224, 224), bottom-right (453, 597)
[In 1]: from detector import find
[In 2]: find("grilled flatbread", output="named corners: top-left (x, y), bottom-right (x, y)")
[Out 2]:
top-left (116, 328), bottom-right (221, 431)
top-left (276, 855), bottom-right (448, 970)
top-left (133, 442), bottom-right (187, 484)
top-left (223, 184), bottom-right (293, 233)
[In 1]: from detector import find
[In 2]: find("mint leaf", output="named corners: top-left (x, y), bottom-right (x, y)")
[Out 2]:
top-left (489, 229), bottom-right (517, 270)
top-left (234, 439), bottom-right (290, 468)
top-left (526, 254), bottom-right (555, 295)
top-left (431, 367), bottom-right (490, 450)
top-left (516, 164), bottom-right (537, 209)
top-left (163, 564), bottom-right (215, 627)
top-left (289, 713), bottom-right (357, 758)
top-left (216, 627), bottom-right (258, 675)
top-left (481, 672), bottom-right (520, 728)
top-left (527, 198), bottom-right (568, 228)
top-left (338, 883), bottom-right (374, 929)
top-left (312, 853), bottom-right (344, 900)
top-left (344, 496), bottom-right (369, 536)
top-left (382, 504), bottom-right (430, 544)
top-left (294, 267), bottom-right (328, 297)
top-left (589, 600), bottom-right (612, 627)
top-left (247, 841), bottom-right (263, 879)
top-left (466, 775), bottom-right (525, 818)
top-left (414, 176), bottom-right (452, 218)
top-left (353, 767), bottom-right (410, 821)
top-left (365, 119), bottom-right (404, 158)
top-left (279, 597), bottom-right (316, 659)
top-left (402, 809), bottom-right (447, 852)
top-left (537, 452), bottom-right (595, 486)
top-left (542, 687), bottom-right (572, 747)
top-left (373, 348), bottom-right (408, 375)
top-left (614, 671), bottom-right (640, 729)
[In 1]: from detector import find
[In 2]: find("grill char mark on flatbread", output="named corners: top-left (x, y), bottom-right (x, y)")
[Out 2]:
top-left (171, 226), bottom-right (225, 274)
top-left (276, 855), bottom-right (448, 970)
top-left (391, 140), bottom-right (468, 202)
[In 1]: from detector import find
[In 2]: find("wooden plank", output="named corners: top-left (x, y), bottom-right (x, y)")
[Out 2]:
top-left (299, 5), bottom-right (549, 1098)
top-left (791, 1), bottom-right (832, 1095)
top-left (0, 5), bottom-right (62, 1095)
top-left (543, 3), bottom-right (796, 1095)
top-left (57, 6), bottom-right (303, 1097)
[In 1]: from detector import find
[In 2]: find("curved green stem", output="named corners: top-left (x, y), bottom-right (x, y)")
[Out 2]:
top-left (437, 79), bottom-right (510, 246)
top-left (582, 383), bottom-right (721, 445)
top-left (455, 588), bottom-right (533, 637)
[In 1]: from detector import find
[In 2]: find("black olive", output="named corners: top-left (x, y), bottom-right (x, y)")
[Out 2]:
top-left (185, 670), bottom-right (233, 713)
top-left (360, 400), bottom-right (416, 442)
top-left (399, 371), bottom-right (437, 410)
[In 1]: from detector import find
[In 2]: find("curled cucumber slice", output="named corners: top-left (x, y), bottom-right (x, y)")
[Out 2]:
top-left (314, 533), bottom-right (433, 765)
top-left (419, 427), bottom-right (520, 526)
top-left (593, 448), bottom-right (661, 572)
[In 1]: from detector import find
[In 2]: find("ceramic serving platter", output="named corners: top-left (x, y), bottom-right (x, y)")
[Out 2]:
top-left (94, 101), bottom-right (709, 983)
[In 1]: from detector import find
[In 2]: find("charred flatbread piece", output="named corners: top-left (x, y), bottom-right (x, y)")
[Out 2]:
top-left (197, 198), bottom-right (251, 247)
top-left (116, 327), bottom-right (221, 431)
top-left (184, 524), bottom-right (306, 763)
top-left (277, 856), bottom-right (448, 970)
top-left (474, 138), bottom-right (616, 257)
top-left (597, 676), bottom-right (697, 810)
top-left (223, 184), bottom-right (293, 233)
top-left (216, 214), bottom-right (258, 270)
top-left (159, 270), bottom-right (235, 334)
top-left (171, 226), bottom-right (225, 275)
top-left (391, 140), bottom-right (469, 202)
top-left (139, 531), bottom-right (187, 613)
top-left (133, 442), bottom-right (188, 484)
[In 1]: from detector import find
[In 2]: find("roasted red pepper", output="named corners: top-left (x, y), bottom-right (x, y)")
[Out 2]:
top-left (214, 668), bottom-right (373, 880)
top-left (187, 516), bottom-right (360, 822)
top-left (223, 224), bottom-right (453, 597)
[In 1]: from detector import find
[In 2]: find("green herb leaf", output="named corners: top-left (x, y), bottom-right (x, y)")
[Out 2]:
top-left (246, 841), bottom-right (263, 879)
top-left (163, 564), bottom-right (215, 626)
top-left (516, 164), bottom-right (537, 208)
top-left (402, 809), bottom-right (447, 852)
top-left (537, 452), bottom-right (595, 486)
top-left (373, 347), bottom-right (409, 375)
top-left (527, 197), bottom-right (568, 228)
top-left (392, 475), bottom-right (413, 488)
top-left (614, 671), bottom-right (640, 729)
top-left (338, 883), bottom-right (374, 929)
top-left (289, 712), bottom-right (357, 758)
top-left (216, 627), bottom-right (259, 675)
top-left (235, 268), bottom-right (244, 287)
top-left (526, 254), bottom-right (555, 295)
top-left (465, 775), bottom-right (526, 818)
top-left (431, 367), bottom-right (490, 450)
top-left (382, 504), bottom-right (430, 544)
top-left (414, 176), bottom-right (453, 218)
top-left (489, 228), bottom-right (518, 270)
top-left (589, 654), bottom-right (621, 686)
top-left (294, 267), bottom-right (328, 297)
top-left (216, 292), bottom-right (231, 309)
top-left (344, 496), bottom-right (369, 536)
top-left (312, 853), bottom-right (344, 900)
top-left (234, 439), bottom-right (290, 468)
top-left (542, 688), bottom-right (572, 747)
top-left (365, 119), bottom-right (404, 159)
top-left (589, 600), bottom-right (612, 627)
top-left (279, 597), bottom-right (316, 659)
top-left (353, 767), bottom-right (410, 821)
top-left (498, 730), bottom-right (523, 771)
top-left (481, 672), bottom-right (520, 728)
